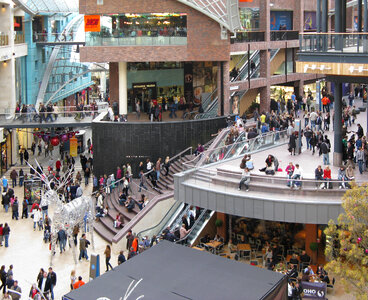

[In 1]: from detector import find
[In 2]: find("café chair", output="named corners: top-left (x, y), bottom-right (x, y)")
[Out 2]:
top-left (243, 250), bottom-right (251, 261)
top-left (236, 234), bottom-right (243, 243)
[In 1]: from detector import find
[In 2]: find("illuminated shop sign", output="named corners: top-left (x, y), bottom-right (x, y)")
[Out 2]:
top-left (84, 15), bottom-right (101, 32)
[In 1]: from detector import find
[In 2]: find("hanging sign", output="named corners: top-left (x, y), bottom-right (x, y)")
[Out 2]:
top-left (84, 15), bottom-right (101, 32)
top-left (69, 137), bottom-right (78, 157)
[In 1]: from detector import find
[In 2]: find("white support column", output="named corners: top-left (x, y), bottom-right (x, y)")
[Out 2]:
top-left (118, 62), bottom-right (128, 115)
top-left (100, 71), bottom-right (106, 95)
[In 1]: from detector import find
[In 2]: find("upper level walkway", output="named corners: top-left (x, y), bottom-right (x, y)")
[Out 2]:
top-left (174, 98), bottom-right (368, 224)
top-left (0, 103), bottom-right (108, 129)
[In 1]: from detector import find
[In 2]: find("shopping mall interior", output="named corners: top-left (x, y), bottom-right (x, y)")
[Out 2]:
top-left (0, 0), bottom-right (367, 299)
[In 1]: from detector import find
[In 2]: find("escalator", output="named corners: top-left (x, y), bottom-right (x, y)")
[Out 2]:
top-left (175, 209), bottom-right (215, 247)
top-left (230, 48), bottom-right (280, 105)
top-left (196, 49), bottom-right (274, 119)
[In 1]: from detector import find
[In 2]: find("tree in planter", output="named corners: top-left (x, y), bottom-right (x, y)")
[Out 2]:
top-left (215, 219), bottom-right (223, 228)
top-left (324, 184), bottom-right (368, 300)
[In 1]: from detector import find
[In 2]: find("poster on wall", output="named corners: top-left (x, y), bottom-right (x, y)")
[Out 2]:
top-left (184, 62), bottom-right (194, 105)
top-left (270, 11), bottom-right (293, 30)
top-left (304, 12), bottom-right (316, 30)
top-left (231, 95), bottom-right (240, 115)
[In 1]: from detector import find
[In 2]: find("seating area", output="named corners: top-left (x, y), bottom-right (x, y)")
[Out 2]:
top-left (94, 153), bottom-right (196, 242)
top-left (213, 168), bottom-right (348, 197)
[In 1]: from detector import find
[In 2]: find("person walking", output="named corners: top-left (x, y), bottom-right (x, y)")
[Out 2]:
top-left (104, 245), bottom-right (113, 272)
top-left (138, 171), bottom-right (147, 192)
top-left (70, 270), bottom-right (76, 290)
top-left (79, 234), bottom-right (89, 261)
top-left (47, 267), bottom-right (57, 300)
top-left (11, 197), bottom-right (19, 220)
top-left (57, 228), bottom-right (67, 253)
top-left (24, 149), bottom-right (29, 162)
top-left (2, 177), bottom-right (8, 193)
top-left (356, 147), bottom-right (365, 174)
top-left (238, 167), bottom-right (250, 191)
top-left (0, 224), bottom-right (3, 246)
top-left (0, 265), bottom-right (6, 293)
top-left (10, 170), bottom-right (17, 189)
top-left (18, 169), bottom-right (24, 187)
top-left (164, 156), bottom-right (170, 176)
top-left (19, 149), bottom-right (24, 166)
top-left (3, 223), bottom-right (10, 247)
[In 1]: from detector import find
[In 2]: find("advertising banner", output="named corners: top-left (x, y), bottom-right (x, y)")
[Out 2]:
top-left (84, 15), bottom-right (101, 32)
top-left (301, 281), bottom-right (327, 299)
top-left (69, 137), bottom-right (78, 157)
top-left (304, 12), bottom-right (317, 30)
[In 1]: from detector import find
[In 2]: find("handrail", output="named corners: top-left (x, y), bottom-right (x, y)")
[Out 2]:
top-left (193, 167), bottom-right (364, 186)
top-left (175, 208), bottom-right (207, 245)
top-left (300, 32), bottom-right (368, 35)
top-left (182, 128), bottom-right (287, 170)
top-left (142, 146), bottom-right (192, 177)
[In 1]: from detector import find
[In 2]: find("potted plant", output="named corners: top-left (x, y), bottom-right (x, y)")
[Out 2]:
top-left (215, 219), bottom-right (223, 227)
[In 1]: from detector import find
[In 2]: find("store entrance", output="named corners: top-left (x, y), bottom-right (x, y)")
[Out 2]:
top-left (131, 82), bottom-right (157, 113)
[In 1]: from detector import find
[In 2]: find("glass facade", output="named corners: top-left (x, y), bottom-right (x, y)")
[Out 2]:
top-left (239, 8), bottom-right (260, 31)
top-left (86, 13), bottom-right (187, 46)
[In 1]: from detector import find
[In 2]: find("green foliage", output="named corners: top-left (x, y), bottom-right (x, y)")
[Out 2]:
top-left (324, 183), bottom-right (368, 300)
top-left (215, 219), bottom-right (223, 227)
top-left (309, 242), bottom-right (318, 252)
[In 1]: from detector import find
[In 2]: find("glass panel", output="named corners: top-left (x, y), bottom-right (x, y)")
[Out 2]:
top-left (86, 13), bottom-right (187, 46)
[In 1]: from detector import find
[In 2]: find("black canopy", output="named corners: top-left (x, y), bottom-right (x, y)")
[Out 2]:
top-left (63, 241), bottom-right (287, 300)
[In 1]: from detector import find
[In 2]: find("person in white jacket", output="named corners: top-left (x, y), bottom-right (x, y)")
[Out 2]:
top-left (31, 208), bottom-right (43, 231)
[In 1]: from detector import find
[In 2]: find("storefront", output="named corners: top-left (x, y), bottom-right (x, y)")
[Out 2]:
top-left (126, 61), bottom-right (217, 112)
top-left (0, 130), bottom-right (12, 176)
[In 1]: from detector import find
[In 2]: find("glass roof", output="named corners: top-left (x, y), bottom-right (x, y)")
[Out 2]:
top-left (14, 0), bottom-right (78, 14)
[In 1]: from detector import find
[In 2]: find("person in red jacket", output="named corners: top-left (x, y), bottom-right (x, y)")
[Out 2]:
top-left (321, 96), bottom-right (330, 113)
top-left (323, 166), bottom-right (332, 189)
top-left (55, 159), bottom-right (61, 172)
top-left (73, 276), bottom-right (85, 289)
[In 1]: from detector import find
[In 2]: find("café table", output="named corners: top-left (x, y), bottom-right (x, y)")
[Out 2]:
top-left (192, 246), bottom-right (204, 251)
top-left (206, 241), bottom-right (222, 252)
top-left (237, 243), bottom-right (251, 258)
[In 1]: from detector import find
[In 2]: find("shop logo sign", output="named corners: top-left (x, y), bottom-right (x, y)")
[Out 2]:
top-left (85, 15), bottom-right (101, 32)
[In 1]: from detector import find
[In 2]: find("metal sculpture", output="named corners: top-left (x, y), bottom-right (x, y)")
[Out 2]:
top-left (28, 160), bottom-right (95, 265)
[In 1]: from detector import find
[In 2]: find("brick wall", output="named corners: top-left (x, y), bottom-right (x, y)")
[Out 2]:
top-left (80, 0), bottom-right (230, 62)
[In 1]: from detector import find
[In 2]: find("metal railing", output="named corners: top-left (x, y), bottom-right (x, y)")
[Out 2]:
top-left (182, 129), bottom-right (289, 170)
top-left (231, 31), bottom-right (265, 43)
top-left (14, 32), bottom-right (25, 44)
top-left (299, 32), bottom-right (368, 54)
top-left (0, 34), bottom-right (9, 46)
top-left (33, 32), bottom-right (76, 43)
top-left (0, 104), bottom-right (109, 124)
top-left (86, 32), bottom-right (187, 47)
top-left (270, 30), bottom-right (299, 41)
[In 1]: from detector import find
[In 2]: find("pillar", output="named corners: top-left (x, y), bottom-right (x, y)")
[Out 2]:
top-left (118, 62), bottom-right (128, 115)
top-left (217, 61), bottom-right (230, 116)
top-left (342, 0), bottom-right (346, 32)
top-left (109, 62), bottom-right (119, 106)
top-left (259, 50), bottom-right (270, 113)
top-left (316, 0), bottom-right (321, 32)
top-left (259, 0), bottom-right (270, 42)
top-left (293, 0), bottom-right (304, 32)
top-left (333, 82), bottom-right (343, 166)
top-left (321, 0), bottom-right (328, 51)
top-left (100, 71), bottom-right (106, 95)
top-left (11, 130), bottom-right (17, 166)
top-left (335, 0), bottom-right (342, 50)
top-left (364, 0), bottom-right (368, 52)
top-left (321, 0), bottom-right (328, 32)
top-left (365, 0), bottom-right (368, 32)
top-left (358, 0), bottom-right (362, 32)
top-left (216, 212), bottom-right (227, 241)
top-left (305, 224), bottom-right (317, 264)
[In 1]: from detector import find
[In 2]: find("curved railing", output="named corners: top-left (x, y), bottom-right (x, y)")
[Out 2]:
top-left (182, 129), bottom-right (289, 170)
